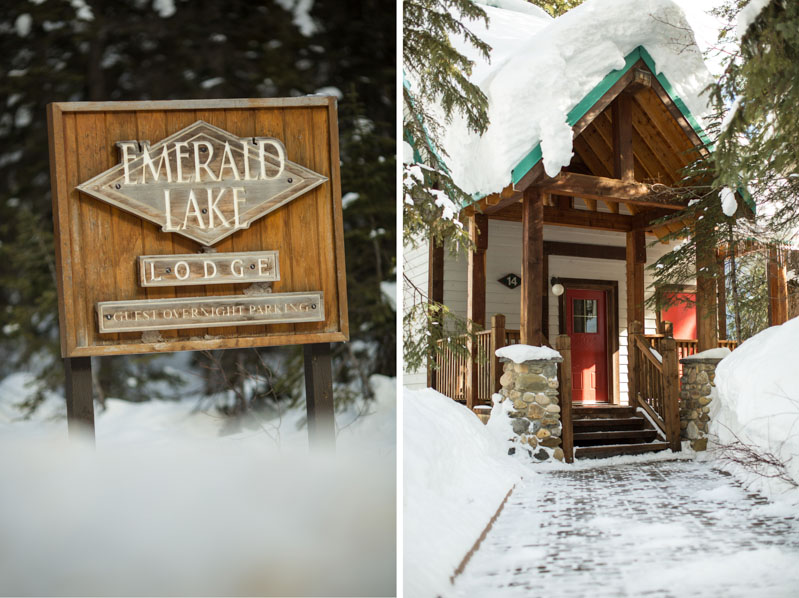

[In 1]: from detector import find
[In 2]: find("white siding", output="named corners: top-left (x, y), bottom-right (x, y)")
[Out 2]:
top-left (403, 241), bottom-right (431, 389)
top-left (436, 222), bottom-right (682, 404)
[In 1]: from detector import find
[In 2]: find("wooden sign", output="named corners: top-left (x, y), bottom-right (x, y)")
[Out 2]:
top-left (47, 98), bottom-right (348, 358)
top-left (76, 120), bottom-right (327, 246)
top-left (97, 292), bottom-right (324, 333)
top-left (139, 251), bottom-right (279, 287)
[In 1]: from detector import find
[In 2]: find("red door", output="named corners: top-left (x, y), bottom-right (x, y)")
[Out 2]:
top-left (660, 292), bottom-right (696, 339)
top-left (566, 288), bottom-right (608, 403)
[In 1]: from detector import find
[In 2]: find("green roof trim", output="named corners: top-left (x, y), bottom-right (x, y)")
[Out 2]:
top-left (511, 46), bottom-right (713, 186)
top-left (403, 75), bottom-right (450, 175)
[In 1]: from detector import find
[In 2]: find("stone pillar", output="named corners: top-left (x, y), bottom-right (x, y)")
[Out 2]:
top-left (678, 357), bottom-right (724, 451)
top-left (498, 354), bottom-right (564, 462)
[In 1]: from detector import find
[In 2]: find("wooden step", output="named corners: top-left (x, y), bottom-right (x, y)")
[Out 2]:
top-left (573, 429), bottom-right (659, 446)
top-left (574, 442), bottom-right (670, 459)
top-left (572, 417), bottom-right (647, 431)
top-left (572, 405), bottom-right (636, 419)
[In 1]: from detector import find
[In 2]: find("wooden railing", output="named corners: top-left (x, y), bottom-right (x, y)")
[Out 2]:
top-left (646, 334), bottom-right (739, 380)
top-left (432, 314), bottom-right (529, 408)
top-left (630, 321), bottom-right (680, 451)
top-left (646, 335), bottom-right (739, 359)
top-left (434, 336), bottom-right (469, 402)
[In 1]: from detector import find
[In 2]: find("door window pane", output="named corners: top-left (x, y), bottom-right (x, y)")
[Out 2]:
top-left (573, 299), bottom-right (598, 334)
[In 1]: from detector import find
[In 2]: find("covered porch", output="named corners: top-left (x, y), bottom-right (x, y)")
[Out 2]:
top-left (426, 57), bottom-right (791, 459)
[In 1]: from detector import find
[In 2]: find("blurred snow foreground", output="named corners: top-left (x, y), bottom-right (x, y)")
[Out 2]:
top-left (0, 374), bottom-right (396, 597)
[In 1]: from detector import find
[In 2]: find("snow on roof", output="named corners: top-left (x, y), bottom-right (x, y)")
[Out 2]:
top-left (425, 0), bottom-right (713, 198)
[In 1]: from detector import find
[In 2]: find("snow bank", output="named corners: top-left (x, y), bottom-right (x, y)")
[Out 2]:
top-left (404, 387), bottom-right (525, 598)
top-left (711, 317), bottom-right (799, 499)
top-left (496, 343), bottom-right (561, 363)
top-left (419, 0), bottom-right (712, 196)
top-left (0, 373), bottom-right (396, 596)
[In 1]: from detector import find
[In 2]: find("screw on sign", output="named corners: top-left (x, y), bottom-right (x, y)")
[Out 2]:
top-left (47, 98), bottom-right (348, 448)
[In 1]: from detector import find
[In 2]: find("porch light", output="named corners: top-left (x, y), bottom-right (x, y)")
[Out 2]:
top-left (551, 277), bottom-right (564, 296)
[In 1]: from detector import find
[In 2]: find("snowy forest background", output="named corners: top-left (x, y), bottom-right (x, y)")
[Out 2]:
top-left (0, 0), bottom-right (396, 417)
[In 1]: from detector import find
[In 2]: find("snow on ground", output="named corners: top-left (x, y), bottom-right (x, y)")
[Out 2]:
top-left (404, 387), bottom-right (526, 598)
top-left (0, 372), bottom-right (396, 596)
top-left (452, 461), bottom-right (799, 597)
top-left (416, 0), bottom-right (713, 196)
top-left (711, 317), bottom-right (799, 502)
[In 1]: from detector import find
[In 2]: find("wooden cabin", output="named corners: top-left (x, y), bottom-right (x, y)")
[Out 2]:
top-left (404, 2), bottom-right (792, 457)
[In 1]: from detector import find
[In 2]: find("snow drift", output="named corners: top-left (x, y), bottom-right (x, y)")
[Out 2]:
top-left (404, 387), bottom-right (524, 598)
top-left (712, 317), bottom-right (799, 498)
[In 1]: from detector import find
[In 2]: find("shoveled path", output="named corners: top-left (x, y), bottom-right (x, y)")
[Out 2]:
top-left (452, 460), bottom-right (799, 598)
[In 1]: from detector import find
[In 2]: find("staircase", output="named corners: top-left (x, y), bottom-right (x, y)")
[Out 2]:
top-left (572, 405), bottom-right (669, 459)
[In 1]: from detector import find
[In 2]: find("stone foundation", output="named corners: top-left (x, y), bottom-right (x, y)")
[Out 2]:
top-left (679, 357), bottom-right (724, 451)
top-left (498, 355), bottom-right (563, 462)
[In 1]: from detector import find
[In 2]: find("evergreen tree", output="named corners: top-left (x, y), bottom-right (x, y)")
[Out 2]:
top-left (403, 0), bottom-right (490, 250)
top-left (710, 0), bottom-right (799, 240)
top-left (650, 0), bottom-right (797, 340)
top-left (402, 0), bottom-right (491, 373)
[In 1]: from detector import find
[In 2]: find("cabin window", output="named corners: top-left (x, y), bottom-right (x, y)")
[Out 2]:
top-left (573, 299), bottom-right (598, 333)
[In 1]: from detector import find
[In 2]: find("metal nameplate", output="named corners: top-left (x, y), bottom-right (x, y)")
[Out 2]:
top-left (96, 292), bottom-right (324, 333)
top-left (138, 251), bottom-right (279, 287)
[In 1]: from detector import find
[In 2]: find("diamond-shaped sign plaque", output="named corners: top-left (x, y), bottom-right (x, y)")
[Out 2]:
top-left (76, 120), bottom-right (327, 246)
top-left (498, 273), bottom-right (521, 289)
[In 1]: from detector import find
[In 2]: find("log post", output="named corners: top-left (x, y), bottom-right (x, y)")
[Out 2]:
top-left (65, 356), bottom-right (95, 443)
top-left (556, 334), bottom-right (574, 463)
top-left (717, 252), bottom-right (727, 340)
top-left (466, 213), bottom-right (488, 410)
top-left (489, 314), bottom-right (506, 395)
top-left (696, 226), bottom-right (719, 351)
top-left (661, 335), bottom-right (681, 452)
top-left (427, 239), bottom-right (445, 388)
top-left (521, 188), bottom-right (544, 346)
top-left (767, 245), bottom-right (789, 326)
top-left (626, 229), bottom-right (646, 330)
top-left (628, 321), bottom-right (643, 407)
top-left (304, 343), bottom-right (336, 451)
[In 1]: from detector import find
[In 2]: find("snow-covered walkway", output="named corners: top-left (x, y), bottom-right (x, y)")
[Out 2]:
top-left (453, 460), bottom-right (799, 598)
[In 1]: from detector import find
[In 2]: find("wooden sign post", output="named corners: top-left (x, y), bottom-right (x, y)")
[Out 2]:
top-left (47, 98), bottom-right (348, 448)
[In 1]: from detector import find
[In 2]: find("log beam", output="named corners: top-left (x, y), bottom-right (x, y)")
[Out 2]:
top-left (535, 172), bottom-right (684, 210)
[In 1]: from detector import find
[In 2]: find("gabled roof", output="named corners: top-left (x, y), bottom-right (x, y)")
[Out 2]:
top-left (415, 0), bottom-right (715, 199)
